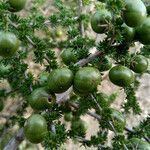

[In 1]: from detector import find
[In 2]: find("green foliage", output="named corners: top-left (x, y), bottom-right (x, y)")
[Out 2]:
top-left (0, 0), bottom-right (149, 149)
top-left (42, 122), bottom-right (68, 149)
top-left (140, 45), bottom-right (150, 58)
top-left (112, 134), bottom-right (126, 150)
top-left (82, 130), bottom-right (108, 148)
top-left (124, 86), bottom-right (141, 114)
top-left (127, 116), bottom-right (150, 140)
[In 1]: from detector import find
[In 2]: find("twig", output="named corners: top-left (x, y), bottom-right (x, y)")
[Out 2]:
top-left (0, 128), bottom-right (9, 143)
top-left (144, 136), bottom-right (150, 143)
top-left (91, 94), bottom-right (102, 111)
top-left (25, 31), bottom-right (102, 68)
top-left (77, 0), bottom-right (84, 36)
top-left (75, 51), bottom-right (102, 67)
top-left (125, 127), bottom-right (150, 143)
top-left (56, 87), bottom-right (73, 104)
top-left (4, 128), bottom-right (24, 150)
top-left (69, 102), bottom-right (150, 143)
top-left (25, 35), bottom-right (35, 46)
top-left (90, 93), bottom-right (128, 149)
top-left (108, 121), bottom-right (118, 136)
top-left (51, 124), bottom-right (56, 134)
top-left (75, 136), bottom-right (89, 142)
top-left (44, 56), bottom-right (51, 64)
top-left (1, 100), bottom-right (25, 150)
top-left (69, 102), bottom-right (101, 120)
top-left (123, 144), bottom-right (129, 150)
top-left (125, 126), bottom-right (134, 133)
top-left (0, 114), bottom-right (11, 119)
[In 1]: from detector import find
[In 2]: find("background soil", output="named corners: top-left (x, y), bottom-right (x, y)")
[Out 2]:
top-left (0, 0), bottom-right (150, 150)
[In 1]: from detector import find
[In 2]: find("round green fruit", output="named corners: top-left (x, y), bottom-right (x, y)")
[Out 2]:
top-left (61, 49), bottom-right (77, 65)
top-left (51, 27), bottom-right (64, 39)
top-left (64, 112), bottom-right (73, 122)
top-left (122, 23), bottom-right (135, 42)
top-left (38, 72), bottom-right (49, 86)
top-left (127, 138), bottom-right (150, 150)
top-left (24, 114), bottom-right (48, 144)
top-left (91, 9), bottom-right (112, 33)
top-left (131, 55), bottom-right (148, 73)
top-left (110, 109), bottom-right (126, 133)
top-left (47, 68), bottom-right (73, 93)
top-left (0, 31), bottom-right (20, 57)
top-left (73, 67), bottom-right (101, 94)
top-left (123, 0), bottom-right (147, 27)
top-left (55, 28), bottom-right (63, 38)
top-left (136, 17), bottom-right (150, 45)
top-left (109, 65), bottom-right (134, 87)
top-left (8, 0), bottom-right (26, 12)
top-left (0, 99), bottom-right (4, 112)
top-left (28, 88), bottom-right (53, 111)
